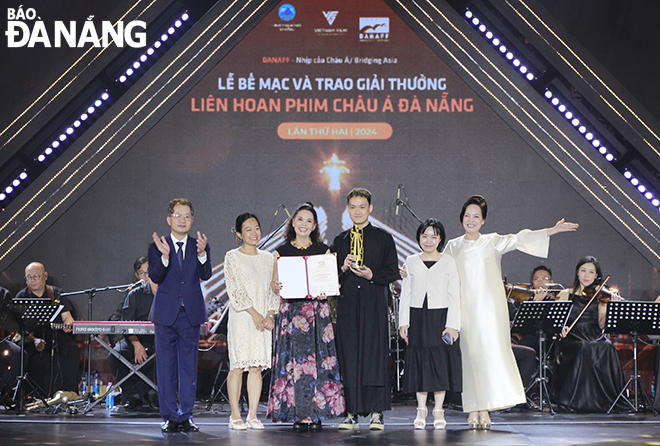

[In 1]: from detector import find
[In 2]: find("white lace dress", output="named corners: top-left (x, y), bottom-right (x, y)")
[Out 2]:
top-left (225, 248), bottom-right (279, 370)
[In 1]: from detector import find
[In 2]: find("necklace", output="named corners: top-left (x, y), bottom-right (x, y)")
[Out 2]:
top-left (292, 239), bottom-right (312, 250)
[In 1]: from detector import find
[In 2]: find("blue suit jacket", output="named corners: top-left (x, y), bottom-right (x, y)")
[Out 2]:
top-left (147, 235), bottom-right (212, 327)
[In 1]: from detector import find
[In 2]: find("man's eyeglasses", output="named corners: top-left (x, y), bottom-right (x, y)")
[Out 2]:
top-left (25, 274), bottom-right (42, 281)
top-left (170, 213), bottom-right (193, 221)
top-left (137, 271), bottom-right (149, 277)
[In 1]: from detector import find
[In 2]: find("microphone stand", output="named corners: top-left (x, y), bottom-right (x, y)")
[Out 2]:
top-left (395, 198), bottom-right (423, 223)
top-left (62, 281), bottom-right (143, 405)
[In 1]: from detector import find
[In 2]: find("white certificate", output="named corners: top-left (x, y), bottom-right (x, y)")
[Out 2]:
top-left (277, 253), bottom-right (339, 299)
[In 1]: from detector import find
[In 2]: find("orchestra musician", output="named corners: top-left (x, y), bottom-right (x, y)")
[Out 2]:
top-left (552, 256), bottom-right (627, 413)
top-left (16, 262), bottom-right (79, 396)
top-left (444, 195), bottom-right (578, 429)
top-left (107, 257), bottom-right (158, 411)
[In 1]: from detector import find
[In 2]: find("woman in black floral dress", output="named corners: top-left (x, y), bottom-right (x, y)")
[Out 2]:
top-left (268, 203), bottom-right (345, 431)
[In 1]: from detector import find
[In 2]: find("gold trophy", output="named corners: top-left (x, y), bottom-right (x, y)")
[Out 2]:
top-left (349, 226), bottom-right (364, 269)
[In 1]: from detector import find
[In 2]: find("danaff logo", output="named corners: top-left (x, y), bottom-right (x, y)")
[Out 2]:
top-left (359, 17), bottom-right (389, 42)
top-left (278, 4), bottom-right (296, 22)
top-left (5, 7), bottom-right (147, 48)
top-left (323, 11), bottom-right (338, 25)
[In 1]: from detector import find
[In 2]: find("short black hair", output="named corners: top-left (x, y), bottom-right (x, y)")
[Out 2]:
top-left (133, 256), bottom-right (148, 273)
top-left (234, 213), bottom-right (260, 235)
top-left (415, 218), bottom-right (446, 252)
top-left (459, 195), bottom-right (487, 223)
top-left (346, 187), bottom-right (372, 205)
top-left (168, 198), bottom-right (194, 216)
top-left (530, 265), bottom-right (552, 284)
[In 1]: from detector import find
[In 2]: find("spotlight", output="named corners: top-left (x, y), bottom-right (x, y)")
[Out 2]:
top-left (652, 199), bottom-right (660, 206)
top-left (599, 147), bottom-right (607, 154)
top-left (645, 192), bottom-right (653, 200)
top-left (465, 10), bottom-right (473, 19)
top-left (126, 68), bottom-right (134, 76)
top-left (479, 24), bottom-right (486, 32)
top-left (73, 120), bottom-right (81, 128)
top-left (631, 178), bottom-right (639, 186)
top-left (52, 141), bottom-right (60, 148)
top-left (45, 148), bottom-right (53, 155)
top-left (168, 27), bottom-right (175, 35)
top-left (140, 55), bottom-right (147, 63)
top-left (585, 133), bottom-right (593, 140)
top-left (485, 31), bottom-right (493, 39)
top-left (161, 34), bottom-right (169, 42)
top-left (519, 66), bottom-right (528, 74)
top-left (526, 73), bottom-right (534, 81)
top-left (565, 111), bottom-right (573, 119)
top-left (19, 172), bottom-right (27, 180)
top-left (154, 41), bottom-right (162, 49)
top-left (558, 105), bottom-right (566, 113)
top-left (5, 186), bottom-right (13, 194)
top-left (133, 62), bottom-right (140, 69)
top-left (513, 59), bottom-right (521, 67)
top-left (572, 119), bottom-right (580, 126)
top-left (147, 48), bottom-right (154, 56)
top-left (638, 185), bottom-right (646, 193)
top-left (181, 12), bottom-right (189, 21)
top-left (66, 127), bottom-right (74, 135)
top-left (551, 98), bottom-right (559, 106)
top-left (0, 193), bottom-right (5, 201)
top-left (499, 45), bottom-right (507, 53)
top-left (101, 92), bottom-right (109, 100)
top-left (624, 171), bottom-right (632, 179)
top-left (87, 106), bottom-right (95, 114)
top-left (59, 134), bottom-right (67, 142)
top-left (544, 91), bottom-right (552, 99)
top-left (175, 20), bottom-right (182, 28)
top-left (94, 100), bottom-right (102, 107)
top-left (578, 125), bottom-right (586, 133)
top-left (605, 153), bottom-right (614, 162)
top-left (492, 38), bottom-right (500, 46)
top-left (592, 139), bottom-right (600, 148)
top-left (12, 179), bottom-right (20, 187)
top-left (80, 114), bottom-right (88, 121)
top-left (38, 154), bottom-right (46, 162)
top-left (471, 17), bottom-right (479, 25)
top-left (506, 52), bottom-right (513, 60)
top-left (119, 75), bottom-right (127, 83)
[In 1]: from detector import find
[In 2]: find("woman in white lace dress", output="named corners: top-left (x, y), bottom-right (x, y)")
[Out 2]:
top-left (225, 213), bottom-right (279, 430)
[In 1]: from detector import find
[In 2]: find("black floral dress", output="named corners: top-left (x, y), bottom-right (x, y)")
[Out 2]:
top-left (267, 242), bottom-right (346, 423)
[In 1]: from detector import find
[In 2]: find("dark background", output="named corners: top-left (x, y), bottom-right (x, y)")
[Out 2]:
top-left (1, 0), bottom-right (659, 321)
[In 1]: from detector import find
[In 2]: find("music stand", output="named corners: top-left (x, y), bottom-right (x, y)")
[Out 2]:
top-left (511, 300), bottom-right (573, 414)
top-left (5, 298), bottom-right (63, 411)
top-left (605, 301), bottom-right (660, 415)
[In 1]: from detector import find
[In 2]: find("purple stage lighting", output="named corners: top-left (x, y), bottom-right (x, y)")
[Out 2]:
top-left (12, 179), bottom-right (20, 187)
top-left (101, 92), bottom-right (109, 101)
top-left (479, 24), bottom-right (486, 32)
top-left (147, 48), bottom-right (155, 56)
top-left (182, 13), bottom-right (189, 21)
top-left (126, 68), bottom-right (134, 76)
top-left (74, 120), bottom-right (81, 128)
top-left (5, 186), bottom-right (13, 194)
top-left (168, 27), bottom-right (175, 35)
top-left (0, 193), bottom-right (6, 201)
top-left (544, 91), bottom-right (552, 99)
top-left (133, 62), bottom-right (140, 69)
top-left (52, 141), bottom-right (60, 148)
top-left (140, 55), bottom-right (147, 62)
top-left (87, 106), bottom-right (95, 114)
top-left (66, 127), bottom-right (74, 135)
top-left (59, 134), bottom-right (67, 142)
top-left (94, 100), bottom-right (102, 107)
top-left (175, 20), bottom-right (182, 28)
top-left (80, 113), bottom-right (88, 121)
top-left (19, 172), bottom-right (27, 180)
top-left (154, 41), bottom-right (162, 49)
top-left (492, 38), bottom-right (500, 46)
top-left (45, 148), bottom-right (53, 155)
top-left (465, 10), bottom-right (473, 19)
top-left (485, 31), bottom-right (493, 39)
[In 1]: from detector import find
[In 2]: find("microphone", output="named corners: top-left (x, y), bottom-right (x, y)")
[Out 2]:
top-left (282, 205), bottom-right (291, 219)
top-left (395, 184), bottom-right (402, 216)
top-left (118, 279), bottom-right (145, 293)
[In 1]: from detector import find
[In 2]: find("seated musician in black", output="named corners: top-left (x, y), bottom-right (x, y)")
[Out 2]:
top-left (16, 262), bottom-right (79, 396)
top-left (108, 257), bottom-right (158, 411)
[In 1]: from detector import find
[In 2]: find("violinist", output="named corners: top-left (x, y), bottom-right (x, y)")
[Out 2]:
top-left (551, 256), bottom-right (627, 413)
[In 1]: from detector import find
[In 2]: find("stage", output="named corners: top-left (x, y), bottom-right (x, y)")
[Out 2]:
top-left (1, 403), bottom-right (659, 446)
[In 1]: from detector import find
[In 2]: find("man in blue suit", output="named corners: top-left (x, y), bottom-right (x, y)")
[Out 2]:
top-left (148, 198), bottom-right (211, 433)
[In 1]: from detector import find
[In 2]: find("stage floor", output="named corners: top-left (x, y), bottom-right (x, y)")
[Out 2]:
top-left (1, 403), bottom-right (659, 446)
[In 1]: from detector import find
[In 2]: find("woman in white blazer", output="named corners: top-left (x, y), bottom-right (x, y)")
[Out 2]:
top-left (399, 219), bottom-right (461, 430)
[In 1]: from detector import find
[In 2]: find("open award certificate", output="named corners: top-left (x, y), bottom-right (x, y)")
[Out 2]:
top-left (277, 253), bottom-right (340, 299)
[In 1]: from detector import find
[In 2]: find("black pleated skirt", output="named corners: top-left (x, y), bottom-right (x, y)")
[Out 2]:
top-left (402, 297), bottom-right (462, 393)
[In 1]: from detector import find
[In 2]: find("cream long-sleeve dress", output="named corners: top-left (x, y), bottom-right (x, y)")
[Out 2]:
top-left (225, 248), bottom-right (280, 371)
top-left (445, 229), bottom-right (549, 412)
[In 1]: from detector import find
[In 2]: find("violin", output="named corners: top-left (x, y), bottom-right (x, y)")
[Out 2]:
top-left (504, 282), bottom-right (562, 302)
top-left (582, 285), bottom-right (623, 303)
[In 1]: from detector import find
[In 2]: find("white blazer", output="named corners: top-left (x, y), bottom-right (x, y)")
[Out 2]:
top-left (398, 252), bottom-right (461, 330)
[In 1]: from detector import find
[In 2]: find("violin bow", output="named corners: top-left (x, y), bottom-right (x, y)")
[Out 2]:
top-left (563, 274), bottom-right (611, 337)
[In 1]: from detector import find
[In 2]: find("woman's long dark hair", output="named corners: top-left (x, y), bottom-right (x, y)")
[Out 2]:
top-left (284, 202), bottom-right (321, 244)
top-left (570, 255), bottom-right (603, 292)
